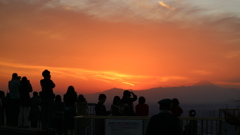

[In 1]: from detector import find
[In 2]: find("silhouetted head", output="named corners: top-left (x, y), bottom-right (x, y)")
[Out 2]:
top-left (158, 99), bottom-right (172, 110)
top-left (21, 76), bottom-right (28, 82)
top-left (55, 95), bottom-right (62, 102)
top-left (98, 94), bottom-right (106, 104)
top-left (113, 96), bottom-right (121, 105)
top-left (189, 109), bottom-right (196, 117)
top-left (172, 98), bottom-right (180, 106)
top-left (98, 94), bottom-right (106, 100)
top-left (78, 94), bottom-right (85, 102)
top-left (42, 69), bottom-right (50, 78)
top-left (138, 96), bottom-right (146, 104)
top-left (67, 86), bottom-right (75, 94)
top-left (0, 90), bottom-right (5, 98)
top-left (11, 73), bottom-right (18, 80)
top-left (123, 90), bottom-right (131, 97)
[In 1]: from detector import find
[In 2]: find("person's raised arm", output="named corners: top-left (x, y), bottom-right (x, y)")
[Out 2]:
top-left (130, 92), bottom-right (137, 102)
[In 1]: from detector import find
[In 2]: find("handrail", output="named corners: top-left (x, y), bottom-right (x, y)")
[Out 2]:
top-left (74, 115), bottom-right (226, 135)
top-left (75, 115), bottom-right (151, 120)
top-left (75, 115), bottom-right (224, 121)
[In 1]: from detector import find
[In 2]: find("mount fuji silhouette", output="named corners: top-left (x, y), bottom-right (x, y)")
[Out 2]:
top-left (84, 81), bottom-right (240, 106)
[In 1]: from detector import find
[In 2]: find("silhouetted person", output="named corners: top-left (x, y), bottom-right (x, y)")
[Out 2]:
top-left (75, 94), bottom-right (89, 135)
top-left (111, 96), bottom-right (123, 116)
top-left (95, 94), bottom-right (111, 135)
top-left (135, 96), bottom-right (149, 116)
top-left (95, 94), bottom-right (111, 116)
top-left (64, 86), bottom-right (77, 135)
top-left (8, 73), bottom-right (21, 127)
top-left (76, 94), bottom-right (88, 116)
top-left (145, 99), bottom-right (182, 135)
top-left (18, 76), bottom-right (33, 127)
top-left (121, 90), bottom-right (137, 116)
top-left (0, 90), bottom-right (5, 125)
top-left (184, 109), bottom-right (197, 135)
top-left (53, 95), bottom-right (65, 135)
top-left (29, 91), bottom-right (41, 128)
top-left (40, 69), bottom-right (55, 130)
top-left (171, 98), bottom-right (183, 117)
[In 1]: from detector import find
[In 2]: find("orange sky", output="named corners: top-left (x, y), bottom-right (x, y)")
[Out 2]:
top-left (1, 0), bottom-right (240, 95)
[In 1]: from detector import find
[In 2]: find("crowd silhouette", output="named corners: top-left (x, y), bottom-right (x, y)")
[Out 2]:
top-left (0, 70), bottom-right (192, 135)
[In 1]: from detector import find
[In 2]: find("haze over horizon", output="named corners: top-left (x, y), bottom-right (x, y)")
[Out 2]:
top-left (1, 0), bottom-right (240, 94)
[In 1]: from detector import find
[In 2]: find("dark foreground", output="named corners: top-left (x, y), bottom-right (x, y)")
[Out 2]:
top-left (0, 126), bottom-right (56, 135)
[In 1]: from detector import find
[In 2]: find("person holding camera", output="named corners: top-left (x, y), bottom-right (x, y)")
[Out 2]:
top-left (40, 69), bottom-right (55, 130)
top-left (121, 90), bottom-right (137, 116)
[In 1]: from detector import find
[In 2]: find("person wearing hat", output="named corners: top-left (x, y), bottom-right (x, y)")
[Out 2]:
top-left (145, 99), bottom-right (182, 135)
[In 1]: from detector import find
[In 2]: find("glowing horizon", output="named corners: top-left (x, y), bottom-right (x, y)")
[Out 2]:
top-left (0, 60), bottom-right (193, 94)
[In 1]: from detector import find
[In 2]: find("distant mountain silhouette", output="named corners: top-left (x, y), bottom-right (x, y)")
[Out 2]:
top-left (83, 81), bottom-right (240, 117)
top-left (84, 81), bottom-right (240, 108)
top-left (192, 80), bottom-right (219, 88)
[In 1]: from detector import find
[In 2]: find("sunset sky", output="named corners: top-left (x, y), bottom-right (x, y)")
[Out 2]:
top-left (1, 0), bottom-right (240, 95)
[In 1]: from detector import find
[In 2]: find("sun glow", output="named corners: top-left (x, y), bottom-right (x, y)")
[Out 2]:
top-left (158, 1), bottom-right (175, 10)
top-left (1, 0), bottom-right (240, 94)
top-left (122, 82), bottom-right (135, 86)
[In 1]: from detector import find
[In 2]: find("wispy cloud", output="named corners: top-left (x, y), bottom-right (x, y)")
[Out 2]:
top-left (0, 60), bottom-right (193, 88)
top-left (158, 1), bottom-right (175, 10)
top-left (0, 60), bottom-right (151, 86)
top-left (2, 0), bottom-right (239, 36)
top-left (122, 82), bottom-right (135, 86)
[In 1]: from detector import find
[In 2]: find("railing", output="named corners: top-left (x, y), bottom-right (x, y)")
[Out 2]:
top-left (80, 105), bottom-right (240, 135)
top-left (219, 109), bottom-right (240, 135)
top-left (87, 103), bottom-right (97, 115)
top-left (74, 115), bottom-right (226, 135)
top-left (219, 109), bottom-right (240, 120)
top-left (180, 117), bottom-right (224, 135)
